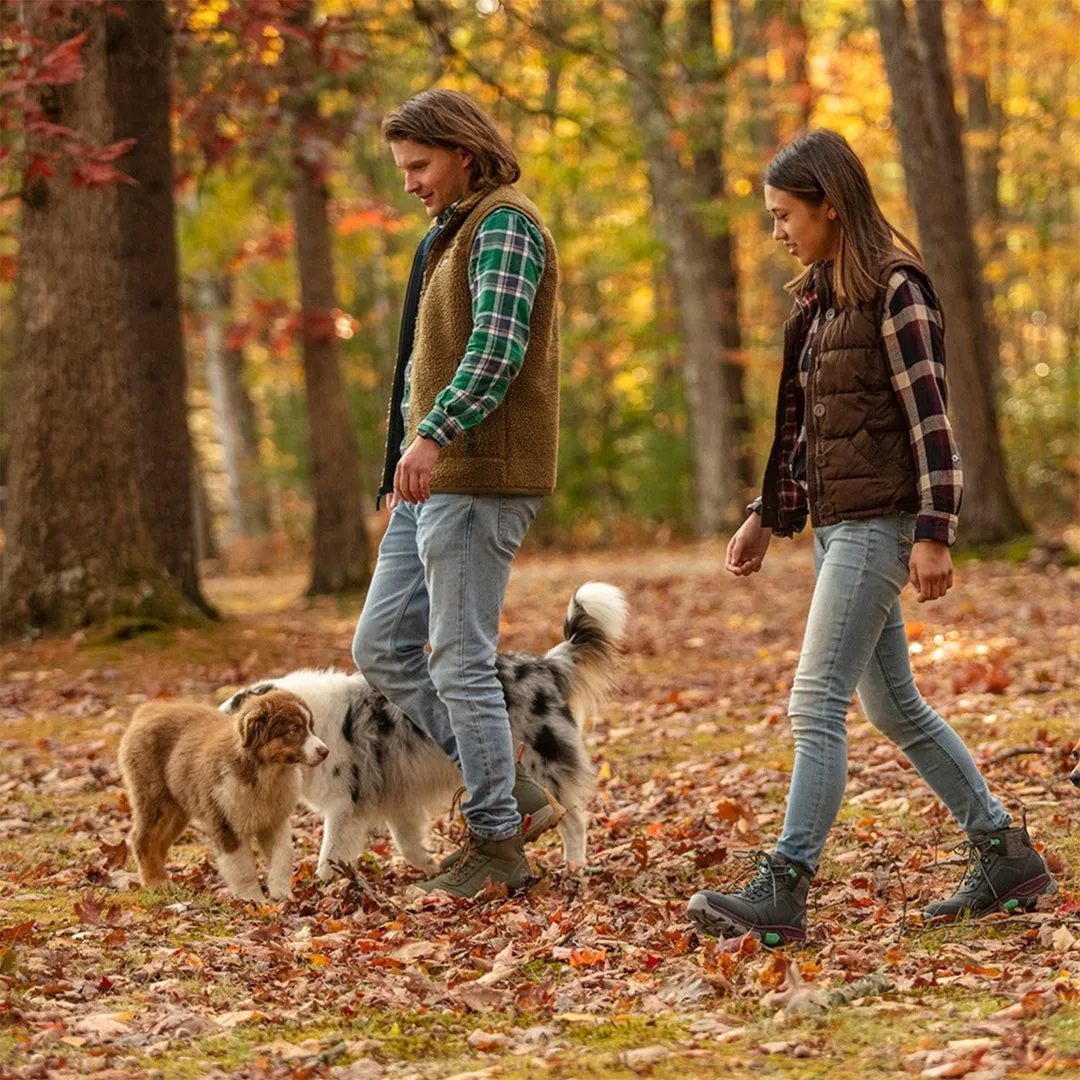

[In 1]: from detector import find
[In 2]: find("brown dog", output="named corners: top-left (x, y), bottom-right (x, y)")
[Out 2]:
top-left (118, 690), bottom-right (328, 902)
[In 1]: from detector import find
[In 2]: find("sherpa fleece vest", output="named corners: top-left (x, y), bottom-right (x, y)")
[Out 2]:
top-left (406, 186), bottom-right (560, 495)
top-left (761, 251), bottom-right (941, 532)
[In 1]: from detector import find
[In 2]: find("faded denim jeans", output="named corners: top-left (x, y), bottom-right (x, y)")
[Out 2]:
top-left (776, 512), bottom-right (1010, 871)
top-left (352, 493), bottom-right (540, 840)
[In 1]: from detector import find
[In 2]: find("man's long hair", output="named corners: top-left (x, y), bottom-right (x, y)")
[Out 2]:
top-left (765, 129), bottom-right (922, 307)
top-left (381, 89), bottom-right (520, 191)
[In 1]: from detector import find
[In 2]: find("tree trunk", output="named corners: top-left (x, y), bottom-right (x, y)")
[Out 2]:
top-left (1, 4), bottom-right (192, 638)
top-left (287, 4), bottom-right (371, 594)
top-left (197, 274), bottom-right (272, 541)
top-left (685, 0), bottom-right (752, 491)
top-left (730, 0), bottom-right (810, 151)
top-left (192, 463), bottom-right (219, 564)
top-left (959, 0), bottom-right (1003, 385)
top-left (733, 0), bottom-right (810, 311)
top-left (615, 0), bottom-right (740, 536)
top-left (873, 0), bottom-right (1026, 544)
top-left (291, 159), bottom-right (372, 594)
top-left (105, 0), bottom-right (214, 616)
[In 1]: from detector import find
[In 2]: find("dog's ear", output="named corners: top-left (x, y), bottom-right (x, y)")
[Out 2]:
top-left (237, 698), bottom-right (270, 749)
top-left (223, 681), bottom-right (276, 715)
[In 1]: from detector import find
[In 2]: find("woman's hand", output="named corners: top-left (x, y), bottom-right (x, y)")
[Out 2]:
top-left (909, 540), bottom-right (953, 602)
top-left (725, 513), bottom-right (773, 576)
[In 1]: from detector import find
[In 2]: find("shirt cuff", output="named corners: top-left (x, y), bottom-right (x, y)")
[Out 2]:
top-left (914, 511), bottom-right (956, 546)
top-left (417, 410), bottom-right (464, 447)
top-left (746, 496), bottom-right (763, 517)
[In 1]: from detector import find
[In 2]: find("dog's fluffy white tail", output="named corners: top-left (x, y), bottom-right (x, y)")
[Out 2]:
top-left (546, 582), bottom-right (627, 728)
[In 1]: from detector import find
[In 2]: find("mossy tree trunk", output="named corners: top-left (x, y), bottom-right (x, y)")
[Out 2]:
top-left (0, 3), bottom-right (195, 639)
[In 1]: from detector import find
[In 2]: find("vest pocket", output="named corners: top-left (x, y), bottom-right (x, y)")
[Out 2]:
top-left (468, 407), bottom-right (507, 460)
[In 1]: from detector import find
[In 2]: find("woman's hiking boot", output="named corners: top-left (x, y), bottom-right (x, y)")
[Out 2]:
top-left (687, 850), bottom-right (812, 947)
top-left (923, 824), bottom-right (1056, 920)
top-left (419, 829), bottom-right (531, 898)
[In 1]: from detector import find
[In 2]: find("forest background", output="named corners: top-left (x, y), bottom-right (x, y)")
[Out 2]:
top-left (0, 0), bottom-right (1077, 629)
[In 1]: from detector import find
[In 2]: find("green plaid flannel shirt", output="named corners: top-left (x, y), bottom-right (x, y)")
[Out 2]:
top-left (403, 206), bottom-right (547, 446)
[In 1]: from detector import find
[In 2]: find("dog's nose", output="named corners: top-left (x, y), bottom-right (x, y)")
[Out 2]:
top-left (1069, 769), bottom-right (1080, 788)
top-left (314, 743), bottom-right (329, 762)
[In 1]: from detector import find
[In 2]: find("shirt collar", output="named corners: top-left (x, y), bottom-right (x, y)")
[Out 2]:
top-left (432, 199), bottom-right (461, 229)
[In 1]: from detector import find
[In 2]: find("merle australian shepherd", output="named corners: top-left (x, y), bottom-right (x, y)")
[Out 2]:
top-left (219, 582), bottom-right (626, 878)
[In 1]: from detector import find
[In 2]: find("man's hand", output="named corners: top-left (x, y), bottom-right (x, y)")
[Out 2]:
top-left (725, 513), bottom-right (773, 577)
top-left (394, 436), bottom-right (441, 504)
top-left (909, 539), bottom-right (953, 603)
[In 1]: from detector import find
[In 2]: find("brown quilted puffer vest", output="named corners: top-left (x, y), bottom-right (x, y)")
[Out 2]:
top-left (760, 252), bottom-right (941, 533)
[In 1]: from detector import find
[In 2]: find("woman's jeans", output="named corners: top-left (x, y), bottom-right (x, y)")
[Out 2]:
top-left (352, 493), bottom-right (540, 841)
top-left (776, 512), bottom-right (1010, 872)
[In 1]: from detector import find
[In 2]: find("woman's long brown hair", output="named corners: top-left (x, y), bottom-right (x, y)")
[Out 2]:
top-left (765, 129), bottom-right (922, 307)
top-left (381, 89), bottom-right (520, 191)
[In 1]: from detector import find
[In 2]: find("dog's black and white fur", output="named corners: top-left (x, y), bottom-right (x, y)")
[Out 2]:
top-left (220, 582), bottom-right (626, 877)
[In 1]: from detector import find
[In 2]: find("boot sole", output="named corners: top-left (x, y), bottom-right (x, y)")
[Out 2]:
top-left (417, 873), bottom-right (534, 898)
top-left (925, 873), bottom-right (1057, 922)
top-left (523, 790), bottom-right (566, 843)
top-left (686, 893), bottom-right (806, 947)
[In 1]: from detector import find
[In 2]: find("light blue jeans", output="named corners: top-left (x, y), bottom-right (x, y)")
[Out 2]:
top-left (352, 493), bottom-right (540, 840)
top-left (776, 512), bottom-right (1010, 872)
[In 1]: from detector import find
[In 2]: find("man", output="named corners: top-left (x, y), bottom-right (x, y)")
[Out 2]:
top-left (352, 89), bottom-right (561, 898)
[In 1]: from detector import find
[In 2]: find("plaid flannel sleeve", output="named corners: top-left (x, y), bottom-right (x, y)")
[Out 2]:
top-left (880, 270), bottom-right (963, 546)
top-left (417, 208), bottom-right (546, 446)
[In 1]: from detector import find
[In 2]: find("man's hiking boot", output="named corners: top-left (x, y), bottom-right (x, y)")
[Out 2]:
top-left (418, 830), bottom-right (531, 898)
top-left (687, 850), bottom-right (811, 947)
top-left (924, 824), bottom-right (1056, 921)
top-left (439, 770), bottom-right (564, 871)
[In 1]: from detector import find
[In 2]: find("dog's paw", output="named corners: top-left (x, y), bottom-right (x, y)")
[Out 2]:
top-left (316, 862), bottom-right (337, 882)
top-left (232, 888), bottom-right (267, 904)
top-left (267, 884), bottom-right (293, 901)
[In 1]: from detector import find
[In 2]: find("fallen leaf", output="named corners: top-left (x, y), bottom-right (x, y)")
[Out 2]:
top-left (619, 1045), bottom-right (671, 1070)
top-left (921, 1059), bottom-right (977, 1078)
top-left (568, 947), bottom-right (606, 967)
top-left (74, 1012), bottom-right (132, 1039)
top-left (467, 1029), bottom-right (508, 1051)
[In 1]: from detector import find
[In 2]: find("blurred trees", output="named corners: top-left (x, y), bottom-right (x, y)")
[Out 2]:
top-left (1, 0), bottom-right (1077, 636)
top-left (615, 0), bottom-right (747, 535)
top-left (285, 0), bottom-right (370, 594)
top-left (874, 0), bottom-right (1026, 543)
top-left (172, 0), bottom-right (373, 595)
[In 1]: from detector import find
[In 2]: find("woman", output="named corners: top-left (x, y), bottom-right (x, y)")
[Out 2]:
top-left (686, 130), bottom-right (1055, 946)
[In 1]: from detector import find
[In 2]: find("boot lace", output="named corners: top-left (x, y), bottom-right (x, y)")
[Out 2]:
top-left (729, 849), bottom-right (792, 904)
top-left (950, 836), bottom-right (1002, 899)
top-left (448, 786), bottom-right (467, 831)
top-left (446, 830), bottom-right (480, 881)
top-left (440, 786), bottom-right (483, 881)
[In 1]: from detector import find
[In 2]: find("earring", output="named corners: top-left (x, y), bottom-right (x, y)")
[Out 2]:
top-left (828, 210), bottom-right (837, 220)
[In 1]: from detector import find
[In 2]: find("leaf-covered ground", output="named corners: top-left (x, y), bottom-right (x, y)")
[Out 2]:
top-left (1, 539), bottom-right (1079, 1079)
